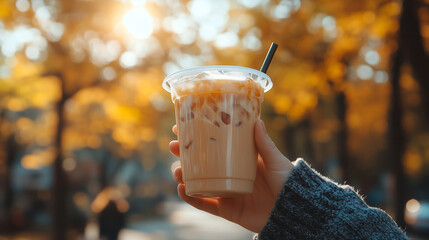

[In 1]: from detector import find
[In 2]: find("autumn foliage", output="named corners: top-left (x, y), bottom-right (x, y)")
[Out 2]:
top-left (1, 0), bottom-right (429, 238)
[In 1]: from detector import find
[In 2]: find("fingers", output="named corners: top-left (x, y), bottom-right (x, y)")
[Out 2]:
top-left (169, 140), bottom-right (180, 157)
top-left (255, 120), bottom-right (293, 172)
top-left (170, 125), bottom-right (180, 157)
top-left (174, 167), bottom-right (222, 218)
top-left (175, 171), bottom-right (220, 218)
top-left (173, 167), bottom-right (183, 184)
top-left (172, 125), bottom-right (177, 135)
top-left (177, 184), bottom-right (220, 217)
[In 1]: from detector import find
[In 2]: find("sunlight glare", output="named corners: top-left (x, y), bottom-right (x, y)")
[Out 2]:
top-left (215, 32), bottom-right (239, 49)
top-left (130, 0), bottom-right (147, 6)
top-left (35, 6), bottom-right (51, 22)
top-left (120, 51), bottom-right (139, 68)
top-left (16, 0), bottom-right (30, 12)
top-left (0, 65), bottom-right (11, 78)
top-left (357, 65), bottom-right (373, 80)
top-left (406, 199), bottom-right (421, 214)
top-left (365, 50), bottom-right (380, 65)
top-left (242, 28), bottom-right (262, 50)
top-left (238, 0), bottom-right (263, 8)
top-left (188, 0), bottom-right (212, 20)
top-left (101, 66), bottom-right (117, 81)
top-left (271, 0), bottom-right (301, 20)
top-left (25, 45), bottom-right (40, 60)
top-left (123, 8), bottom-right (154, 39)
top-left (63, 157), bottom-right (77, 171)
top-left (322, 16), bottom-right (336, 31)
top-left (374, 71), bottom-right (388, 83)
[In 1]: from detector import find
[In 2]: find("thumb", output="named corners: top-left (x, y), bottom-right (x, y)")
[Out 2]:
top-left (255, 120), bottom-right (293, 172)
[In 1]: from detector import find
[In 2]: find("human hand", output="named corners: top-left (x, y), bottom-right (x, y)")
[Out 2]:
top-left (169, 120), bottom-right (295, 233)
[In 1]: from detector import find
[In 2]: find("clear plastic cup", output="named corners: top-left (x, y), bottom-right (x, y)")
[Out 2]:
top-left (163, 66), bottom-right (272, 197)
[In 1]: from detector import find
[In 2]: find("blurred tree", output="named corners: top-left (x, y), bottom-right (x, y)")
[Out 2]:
top-left (389, 0), bottom-right (429, 227)
top-left (1, 1), bottom-right (170, 238)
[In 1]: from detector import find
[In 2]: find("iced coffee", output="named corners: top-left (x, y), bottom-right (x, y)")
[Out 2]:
top-left (163, 66), bottom-right (272, 197)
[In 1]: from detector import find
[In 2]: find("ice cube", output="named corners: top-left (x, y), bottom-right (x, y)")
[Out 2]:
top-left (207, 95), bottom-right (219, 112)
top-left (201, 105), bottom-right (215, 121)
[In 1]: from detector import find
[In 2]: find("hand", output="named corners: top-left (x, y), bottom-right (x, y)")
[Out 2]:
top-left (169, 120), bottom-right (295, 233)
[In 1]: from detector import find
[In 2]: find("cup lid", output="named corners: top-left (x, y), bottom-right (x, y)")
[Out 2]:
top-left (162, 65), bottom-right (273, 93)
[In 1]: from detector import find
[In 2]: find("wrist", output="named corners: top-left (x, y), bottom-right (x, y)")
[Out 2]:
top-left (270, 158), bottom-right (295, 197)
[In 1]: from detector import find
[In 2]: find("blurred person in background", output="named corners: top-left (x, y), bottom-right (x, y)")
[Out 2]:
top-left (98, 200), bottom-right (125, 240)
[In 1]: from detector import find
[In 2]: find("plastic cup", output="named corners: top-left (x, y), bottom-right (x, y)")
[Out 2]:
top-left (163, 66), bottom-right (272, 197)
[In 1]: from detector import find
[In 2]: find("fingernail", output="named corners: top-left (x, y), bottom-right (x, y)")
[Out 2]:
top-left (177, 184), bottom-right (186, 196)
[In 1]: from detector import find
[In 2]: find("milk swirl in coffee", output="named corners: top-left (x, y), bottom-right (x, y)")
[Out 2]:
top-left (164, 67), bottom-right (271, 197)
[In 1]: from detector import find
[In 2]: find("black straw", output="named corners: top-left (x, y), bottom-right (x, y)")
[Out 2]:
top-left (260, 42), bottom-right (278, 73)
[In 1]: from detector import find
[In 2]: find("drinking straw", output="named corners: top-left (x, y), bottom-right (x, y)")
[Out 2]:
top-left (260, 42), bottom-right (278, 73)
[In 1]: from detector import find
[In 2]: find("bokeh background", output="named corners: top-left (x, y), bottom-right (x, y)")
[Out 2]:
top-left (1, 0), bottom-right (429, 239)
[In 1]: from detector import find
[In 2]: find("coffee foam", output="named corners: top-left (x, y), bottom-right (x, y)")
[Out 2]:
top-left (170, 78), bottom-right (264, 102)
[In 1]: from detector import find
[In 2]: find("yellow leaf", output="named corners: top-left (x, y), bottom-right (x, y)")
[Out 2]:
top-left (106, 103), bottom-right (141, 124)
top-left (112, 126), bottom-right (137, 148)
top-left (12, 55), bottom-right (45, 79)
top-left (403, 150), bottom-right (423, 176)
top-left (296, 91), bottom-right (317, 109)
top-left (7, 97), bottom-right (27, 111)
top-left (0, 0), bottom-right (13, 19)
top-left (381, 2), bottom-right (401, 16)
top-left (326, 62), bottom-right (346, 81)
top-left (139, 127), bottom-right (155, 142)
top-left (273, 95), bottom-right (292, 114)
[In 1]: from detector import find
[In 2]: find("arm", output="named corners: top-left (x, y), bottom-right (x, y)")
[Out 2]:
top-left (256, 159), bottom-right (408, 240)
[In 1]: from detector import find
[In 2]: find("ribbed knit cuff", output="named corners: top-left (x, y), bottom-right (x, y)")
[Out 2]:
top-left (257, 159), bottom-right (407, 240)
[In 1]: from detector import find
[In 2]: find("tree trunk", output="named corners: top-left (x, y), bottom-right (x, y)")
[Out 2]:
top-left (301, 118), bottom-right (314, 163)
top-left (389, 42), bottom-right (406, 229)
top-left (388, 0), bottom-right (429, 228)
top-left (389, 0), bottom-right (406, 226)
top-left (283, 124), bottom-right (297, 161)
top-left (282, 118), bottom-right (314, 163)
top-left (3, 135), bottom-right (17, 233)
top-left (0, 108), bottom-right (11, 232)
top-left (53, 74), bottom-right (68, 240)
top-left (336, 91), bottom-right (349, 182)
top-left (402, 0), bottom-right (429, 123)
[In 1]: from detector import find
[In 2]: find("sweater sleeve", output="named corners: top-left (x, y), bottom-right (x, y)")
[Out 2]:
top-left (255, 159), bottom-right (408, 240)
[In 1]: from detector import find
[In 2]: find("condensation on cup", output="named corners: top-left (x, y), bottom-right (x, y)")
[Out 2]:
top-left (163, 66), bottom-right (273, 198)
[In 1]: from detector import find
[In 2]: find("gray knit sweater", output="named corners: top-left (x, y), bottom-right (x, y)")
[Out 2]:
top-left (255, 159), bottom-right (408, 240)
